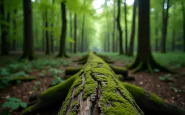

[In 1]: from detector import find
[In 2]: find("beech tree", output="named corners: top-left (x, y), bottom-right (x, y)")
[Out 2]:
top-left (128, 0), bottom-right (170, 73)
top-left (20, 0), bottom-right (34, 60)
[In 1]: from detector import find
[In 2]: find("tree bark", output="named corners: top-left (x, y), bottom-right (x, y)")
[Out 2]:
top-left (112, 0), bottom-right (116, 52)
top-left (128, 0), bottom-right (137, 56)
top-left (50, 0), bottom-right (55, 53)
top-left (128, 0), bottom-right (170, 73)
top-left (0, 0), bottom-right (9, 55)
top-left (182, 2), bottom-right (185, 52)
top-left (58, 2), bottom-right (67, 57)
top-left (171, 5), bottom-right (176, 51)
top-left (21, 52), bottom-right (185, 115)
top-left (117, 0), bottom-right (124, 55)
top-left (155, 12), bottom-right (159, 52)
top-left (12, 9), bottom-right (17, 51)
top-left (42, 12), bottom-right (45, 52)
top-left (20, 0), bottom-right (34, 60)
top-left (74, 14), bottom-right (77, 53)
top-left (124, 0), bottom-right (128, 55)
top-left (161, 0), bottom-right (170, 53)
top-left (69, 12), bottom-right (73, 53)
top-left (45, 10), bottom-right (50, 55)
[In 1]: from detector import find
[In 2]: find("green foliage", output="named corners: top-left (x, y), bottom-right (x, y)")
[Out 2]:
top-left (159, 74), bottom-right (173, 82)
top-left (169, 84), bottom-right (182, 93)
top-left (2, 97), bottom-right (27, 111)
top-left (50, 75), bottom-right (64, 86)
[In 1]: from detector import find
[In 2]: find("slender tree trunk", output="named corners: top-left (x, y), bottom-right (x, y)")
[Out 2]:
top-left (50, 0), bottom-right (55, 53)
top-left (155, 12), bottom-right (159, 52)
top-left (112, 0), bottom-right (116, 52)
top-left (69, 12), bottom-right (73, 53)
top-left (161, 0), bottom-right (170, 53)
top-left (182, 2), bottom-right (185, 52)
top-left (117, 0), bottom-right (124, 55)
top-left (45, 10), bottom-right (50, 55)
top-left (13, 9), bottom-right (17, 51)
top-left (171, 5), bottom-right (176, 51)
top-left (42, 13), bottom-right (45, 52)
top-left (128, 0), bottom-right (137, 56)
top-left (124, 0), bottom-right (128, 55)
top-left (0, 0), bottom-right (9, 55)
top-left (58, 2), bottom-right (67, 57)
top-left (81, 15), bottom-right (85, 52)
top-left (74, 14), bottom-right (77, 53)
top-left (20, 0), bottom-right (34, 60)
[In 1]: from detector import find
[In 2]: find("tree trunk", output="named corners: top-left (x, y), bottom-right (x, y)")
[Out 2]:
top-left (161, 0), bottom-right (170, 53)
top-left (69, 12), bottom-right (73, 53)
top-left (128, 0), bottom-right (137, 56)
top-left (117, 0), bottom-right (124, 55)
top-left (13, 9), bottom-right (17, 51)
top-left (0, 0), bottom-right (9, 55)
top-left (182, 2), bottom-right (185, 52)
top-left (20, 0), bottom-right (34, 60)
top-left (74, 14), bottom-right (77, 53)
top-left (124, 0), bottom-right (128, 55)
top-left (112, 0), bottom-right (116, 52)
top-left (81, 15), bottom-right (85, 52)
top-left (42, 13), bottom-right (45, 52)
top-left (21, 52), bottom-right (185, 115)
top-left (45, 10), bottom-right (50, 55)
top-left (128, 0), bottom-right (170, 73)
top-left (50, 0), bottom-right (55, 53)
top-left (155, 11), bottom-right (159, 52)
top-left (171, 5), bottom-right (176, 51)
top-left (58, 2), bottom-right (67, 57)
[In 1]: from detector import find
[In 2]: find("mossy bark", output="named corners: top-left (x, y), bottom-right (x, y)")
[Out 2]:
top-left (21, 52), bottom-right (185, 115)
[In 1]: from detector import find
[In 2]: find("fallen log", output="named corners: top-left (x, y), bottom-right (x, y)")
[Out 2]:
top-left (21, 52), bottom-right (185, 115)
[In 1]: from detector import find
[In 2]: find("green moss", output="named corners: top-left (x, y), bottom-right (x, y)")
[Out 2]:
top-left (122, 82), bottom-right (145, 99)
top-left (74, 85), bottom-right (83, 97)
top-left (21, 105), bottom-right (34, 115)
top-left (83, 72), bottom-right (97, 99)
top-left (150, 94), bottom-right (164, 105)
top-left (72, 100), bottom-right (78, 108)
top-left (111, 65), bottom-right (127, 71)
top-left (68, 112), bottom-right (76, 115)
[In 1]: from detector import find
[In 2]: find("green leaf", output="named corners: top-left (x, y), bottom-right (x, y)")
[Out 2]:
top-left (159, 77), bottom-right (165, 81)
top-left (34, 81), bottom-right (40, 85)
top-left (2, 101), bottom-right (12, 108)
top-left (11, 102), bottom-right (19, 110)
top-left (19, 102), bottom-right (27, 108)
top-left (7, 97), bottom-right (21, 102)
top-left (153, 69), bottom-right (160, 72)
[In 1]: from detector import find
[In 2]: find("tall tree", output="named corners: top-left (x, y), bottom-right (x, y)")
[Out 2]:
top-left (58, 1), bottom-right (68, 57)
top-left (155, 11), bottom-right (159, 52)
top-left (45, 10), bottom-right (50, 55)
top-left (81, 0), bottom-right (86, 52)
top-left (69, 12), bottom-right (73, 53)
top-left (12, 9), bottom-right (17, 51)
top-left (161, 0), bottom-right (170, 53)
top-left (117, 0), bottom-right (124, 55)
top-left (182, 1), bottom-right (185, 52)
top-left (128, 0), bottom-right (137, 56)
top-left (0, 0), bottom-right (9, 55)
top-left (112, 0), bottom-right (116, 52)
top-left (50, 0), bottom-right (55, 53)
top-left (124, 0), bottom-right (128, 55)
top-left (171, 5), bottom-right (176, 51)
top-left (128, 0), bottom-right (170, 73)
top-left (74, 14), bottom-right (77, 53)
top-left (20, 0), bottom-right (34, 60)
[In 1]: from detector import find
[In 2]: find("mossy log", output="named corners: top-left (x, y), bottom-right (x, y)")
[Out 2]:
top-left (21, 52), bottom-right (185, 115)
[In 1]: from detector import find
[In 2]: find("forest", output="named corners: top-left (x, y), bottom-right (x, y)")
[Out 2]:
top-left (0, 0), bottom-right (185, 115)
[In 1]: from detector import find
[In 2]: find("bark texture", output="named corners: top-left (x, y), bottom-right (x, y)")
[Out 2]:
top-left (20, 0), bottom-right (34, 60)
top-left (0, 0), bottom-right (9, 55)
top-left (128, 0), bottom-right (137, 56)
top-left (21, 52), bottom-right (185, 115)
top-left (161, 0), bottom-right (170, 53)
top-left (117, 0), bottom-right (124, 55)
top-left (127, 0), bottom-right (170, 73)
top-left (58, 2), bottom-right (67, 57)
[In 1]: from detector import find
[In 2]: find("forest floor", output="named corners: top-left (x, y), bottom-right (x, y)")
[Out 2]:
top-left (0, 52), bottom-right (185, 115)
